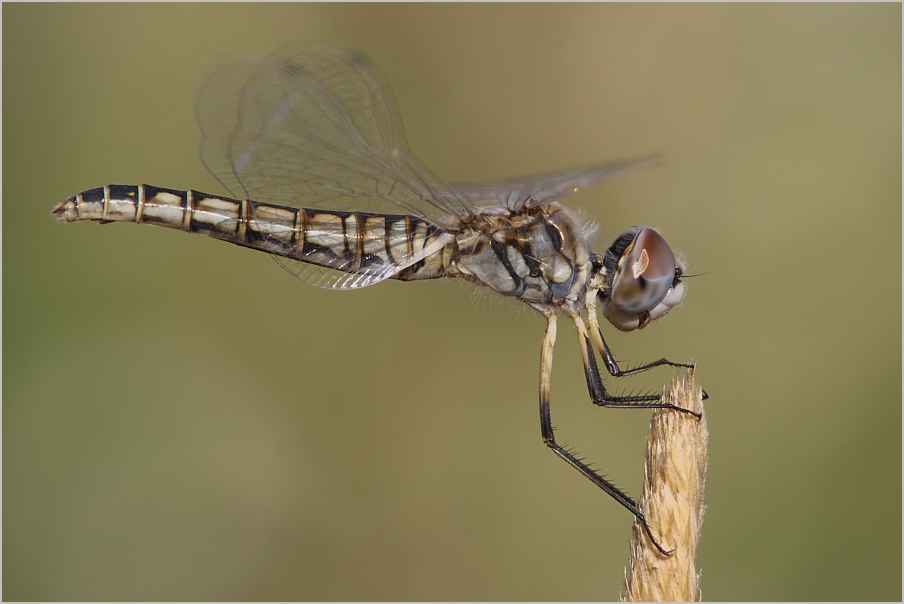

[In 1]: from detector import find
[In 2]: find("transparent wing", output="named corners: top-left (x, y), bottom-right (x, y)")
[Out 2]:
top-left (450, 154), bottom-right (663, 211)
top-left (269, 228), bottom-right (455, 290)
top-left (196, 43), bottom-right (472, 289)
top-left (197, 43), bottom-right (472, 227)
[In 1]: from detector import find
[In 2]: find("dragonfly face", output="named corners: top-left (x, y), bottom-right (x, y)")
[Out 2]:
top-left (52, 43), bottom-right (701, 556)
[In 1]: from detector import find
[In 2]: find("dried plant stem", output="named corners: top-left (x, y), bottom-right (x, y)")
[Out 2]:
top-left (621, 370), bottom-right (708, 602)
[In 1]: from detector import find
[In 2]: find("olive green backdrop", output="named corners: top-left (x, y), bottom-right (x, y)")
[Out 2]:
top-left (4, 3), bottom-right (900, 601)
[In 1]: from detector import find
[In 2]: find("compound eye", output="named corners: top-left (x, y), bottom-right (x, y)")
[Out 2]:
top-left (610, 228), bottom-right (677, 314)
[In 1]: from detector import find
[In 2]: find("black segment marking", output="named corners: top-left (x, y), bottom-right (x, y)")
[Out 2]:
top-left (140, 186), bottom-right (188, 225)
top-left (407, 258), bottom-right (427, 273)
top-left (78, 187), bottom-right (106, 203)
top-left (188, 194), bottom-right (221, 235)
top-left (405, 216), bottom-right (414, 261)
top-left (106, 185), bottom-right (138, 202)
top-left (189, 218), bottom-right (218, 235)
top-left (340, 213), bottom-right (353, 263)
top-left (142, 184), bottom-right (185, 200)
top-left (244, 201), bottom-right (266, 245)
top-left (359, 254), bottom-right (384, 269)
top-left (383, 216), bottom-right (405, 263)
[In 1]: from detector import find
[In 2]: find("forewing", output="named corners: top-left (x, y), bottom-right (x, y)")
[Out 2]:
top-left (451, 154), bottom-right (663, 210)
top-left (195, 44), bottom-right (472, 289)
top-left (196, 43), bottom-right (472, 227)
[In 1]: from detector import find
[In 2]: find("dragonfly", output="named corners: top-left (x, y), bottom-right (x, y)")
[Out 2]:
top-left (52, 43), bottom-right (701, 555)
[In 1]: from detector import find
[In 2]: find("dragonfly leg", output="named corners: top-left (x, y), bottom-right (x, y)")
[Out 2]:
top-left (586, 301), bottom-right (709, 401)
top-left (572, 314), bottom-right (702, 416)
top-left (586, 307), bottom-right (691, 375)
top-left (538, 313), bottom-right (674, 556)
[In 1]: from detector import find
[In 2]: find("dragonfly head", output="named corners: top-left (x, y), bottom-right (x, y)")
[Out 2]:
top-left (598, 227), bottom-right (686, 332)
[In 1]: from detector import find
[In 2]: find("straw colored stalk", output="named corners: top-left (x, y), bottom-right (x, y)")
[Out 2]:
top-left (621, 370), bottom-right (708, 602)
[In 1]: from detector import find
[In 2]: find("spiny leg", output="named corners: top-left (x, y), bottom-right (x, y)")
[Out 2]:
top-left (585, 301), bottom-right (693, 378)
top-left (573, 314), bottom-right (701, 417)
top-left (586, 293), bottom-right (708, 400)
top-left (538, 313), bottom-right (675, 556)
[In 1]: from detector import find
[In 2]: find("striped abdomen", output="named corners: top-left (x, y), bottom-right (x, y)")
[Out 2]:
top-left (52, 184), bottom-right (450, 282)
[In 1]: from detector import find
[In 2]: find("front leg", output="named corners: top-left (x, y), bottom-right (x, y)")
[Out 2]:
top-left (586, 295), bottom-right (709, 400)
top-left (586, 305), bottom-right (696, 377)
top-left (572, 314), bottom-right (702, 416)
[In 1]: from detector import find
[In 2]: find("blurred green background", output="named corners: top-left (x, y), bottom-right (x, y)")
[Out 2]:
top-left (4, 4), bottom-right (900, 601)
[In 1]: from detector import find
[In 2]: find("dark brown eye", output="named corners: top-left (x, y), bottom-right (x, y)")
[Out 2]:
top-left (610, 228), bottom-right (676, 314)
top-left (601, 227), bottom-right (687, 331)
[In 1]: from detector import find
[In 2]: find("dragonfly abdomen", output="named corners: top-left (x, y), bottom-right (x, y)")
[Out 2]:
top-left (52, 184), bottom-right (449, 280)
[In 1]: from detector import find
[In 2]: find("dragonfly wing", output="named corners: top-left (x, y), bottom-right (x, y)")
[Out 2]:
top-left (451, 154), bottom-right (663, 210)
top-left (197, 43), bottom-right (474, 228)
top-left (271, 229), bottom-right (454, 290)
top-left (196, 44), bottom-right (475, 289)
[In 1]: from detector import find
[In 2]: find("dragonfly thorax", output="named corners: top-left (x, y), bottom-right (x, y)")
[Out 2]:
top-left (446, 203), bottom-right (593, 312)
